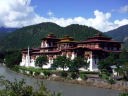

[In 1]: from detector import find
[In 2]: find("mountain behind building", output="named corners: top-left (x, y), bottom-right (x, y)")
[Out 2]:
top-left (0, 22), bottom-right (101, 51)
top-left (0, 23), bottom-right (128, 51)
top-left (105, 24), bottom-right (128, 48)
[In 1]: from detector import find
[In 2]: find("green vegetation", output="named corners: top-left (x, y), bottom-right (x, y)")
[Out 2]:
top-left (52, 56), bottom-right (89, 72)
top-left (4, 51), bottom-right (22, 68)
top-left (17, 65), bottom-right (92, 81)
top-left (0, 27), bottom-right (17, 40)
top-left (52, 56), bottom-right (70, 71)
top-left (80, 73), bottom-right (88, 80)
top-left (0, 76), bottom-right (61, 96)
top-left (13, 65), bottom-right (90, 81)
top-left (98, 53), bottom-right (117, 73)
top-left (70, 72), bottom-right (78, 79)
top-left (118, 49), bottom-right (128, 80)
top-left (107, 78), bottom-right (116, 85)
top-left (35, 55), bottom-right (48, 68)
top-left (0, 22), bottom-right (101, 51)
top-left (98, 49), bottom-right (128, 81)
top-left (15, 66), bottom-right (53, 77)
top-left (52, 56), bottom-right (89, 79)
top-left (60, 71), bottom-right (68, 78)
top-left (43, 71), bottom-right (52, 77)
top-left (68, 57), bottom-right (89, 73)
top-left (119, 93), bottom-right (128, 96)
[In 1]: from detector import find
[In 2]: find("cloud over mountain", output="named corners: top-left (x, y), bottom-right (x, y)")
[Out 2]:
top-left (0, 0), bottom-right (43, 27)
top-left (0, 0), bottom-right (128, 32)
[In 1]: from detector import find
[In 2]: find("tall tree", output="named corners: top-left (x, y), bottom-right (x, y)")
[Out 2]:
top-left (68, 57), bottom-right (89, 73)
top-left (35, 56), bottom-right (48, 68)
top-left (119, 49), bottom-right (128, 63)
top-left (5, 51), bottom-right (22, 68)
top-left (52, 56), bottom-right (70, 71)
top-left (98, 53), bottom-right (117, 73)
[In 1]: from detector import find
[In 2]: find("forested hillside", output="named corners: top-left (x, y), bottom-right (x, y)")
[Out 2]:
top-left (0, 27), bottom-right (17, 38)
top-left (0, 22), bottom-right (101, 51)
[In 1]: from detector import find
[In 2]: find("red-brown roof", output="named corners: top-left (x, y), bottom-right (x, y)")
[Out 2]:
top-left (41, 34), bottom-right (60, 41)
top-left (32, 50), bottom-right (61, 54)
top-left (79, 39), bottom-right (122, 43)
top-left (76, 46), bottom-right (121, 53)
top-left (22, 48), bottom-right (40, 53)
top-left (87, 33), bottom-right (111, 40)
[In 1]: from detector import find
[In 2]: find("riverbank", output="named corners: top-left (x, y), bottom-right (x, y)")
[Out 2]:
top-left (32, 75), bottom-right (128, 92)
top-left (11, 66), bottom-right (128, 92)
top-left (0, 65), bottom-right (121, 96)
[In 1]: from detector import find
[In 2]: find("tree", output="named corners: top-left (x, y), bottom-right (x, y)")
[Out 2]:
top-left (98, 53), bottom-right (117, 73)
top-left (118, 49), bottom-right (128, 80)
top-left (52, 56), bottom-right (70, 71)
top-left (118, 49), bottom-right (128, 64)
top-left (68, 57), bottom-right (89, 73)
top-left (35, 56), bottom-right (48, 68)
top-left (5, 51), bottom-right (22, 68)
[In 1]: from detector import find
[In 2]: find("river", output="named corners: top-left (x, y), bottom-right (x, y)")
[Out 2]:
top-left (0, 65), bottom-right (120, 96)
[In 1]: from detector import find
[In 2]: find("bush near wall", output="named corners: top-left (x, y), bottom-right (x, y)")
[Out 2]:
top-left (80, 73), bottom-right (88, 80)
top-left (16, 66), bottom-right (91, 80)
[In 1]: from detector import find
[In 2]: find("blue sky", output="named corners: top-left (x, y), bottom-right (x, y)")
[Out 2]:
top-left (0, 0), bottom-right (128, 32)
top-left (31, 0), bottom-right (128, 20)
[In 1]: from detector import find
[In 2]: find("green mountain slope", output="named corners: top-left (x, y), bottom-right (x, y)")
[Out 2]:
top-left (105, 24), bottom-right (128, 48)
top-left (0, 22), bottom-right (101, 51)
top-left (0, 27), bottom-right (17, 38)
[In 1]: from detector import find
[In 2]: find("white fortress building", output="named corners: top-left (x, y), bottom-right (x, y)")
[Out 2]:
top-left (20, 33), bottom-right (121, 71)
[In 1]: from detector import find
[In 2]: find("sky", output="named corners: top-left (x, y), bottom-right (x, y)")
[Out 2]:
top-left (0, 0), bottom-right (128, 32)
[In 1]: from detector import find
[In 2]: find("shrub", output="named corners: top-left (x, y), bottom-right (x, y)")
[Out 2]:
top-left (100, 73), bottom-right (109, 80)
top-left (29, 71), bottom-right (33, 75)
top-left (80, 71), bottom-right (98, 74)
top-left (4, 51), bottom-right (21, 68)
top-left (23, 70), bottom-right (27, 74)
top-left (80, 73), bottom-right (88, 80)
top-left (60, 71), bottom-right (68, 78)
top-left (12, 66), bottom-right (20, 72)
top-left (34, 71), bottom-right (40, 76)
top-left (70, 72), bottom-right (78, 79)
top-left (0, 78), bottom-right (62, 96)
top-left (107, 78), bottom-right (116, 84)
top-left (43, 71), bottom-right (51, 77)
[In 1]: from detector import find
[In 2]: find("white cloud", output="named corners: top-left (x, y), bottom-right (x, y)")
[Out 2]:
top-left (119, 5), bottom-right (128, 13)
top-left (114, 19), bottom-right (128, 26)
top-left (42, 10), bottom-right (128, 32)
top-left (47, 10), bottom-right (54, 17)
top-left (0, 0), bottom-right (128, 32)
top-left (0, 0), bottom-right (43, 27)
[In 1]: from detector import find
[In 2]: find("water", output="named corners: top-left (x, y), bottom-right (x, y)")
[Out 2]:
top-left (0, 65), bottom-right (120, 96)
